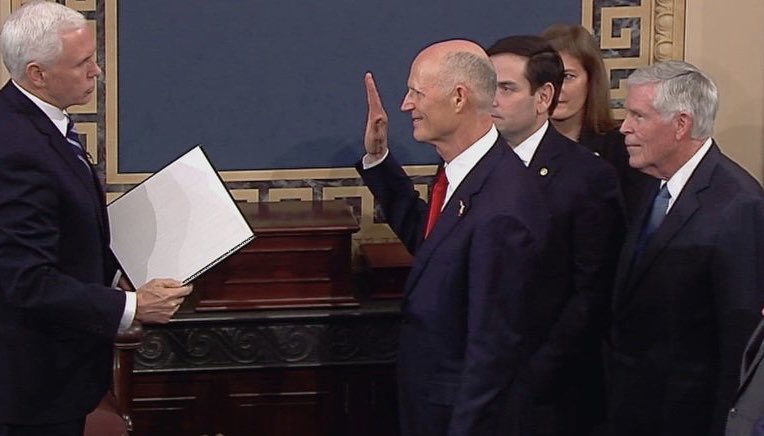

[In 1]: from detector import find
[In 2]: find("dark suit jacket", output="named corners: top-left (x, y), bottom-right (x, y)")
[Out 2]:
top-left (579, 128), bottom-right (655, 224)
top-left (519, 126), bottom-right (625, 435)
top-left (726, 317), bottom-right (764, 436)
top-left (357, 137), bottom-right (551, 436)
top-left (608, 143), bottom-right (764, 436)
top-left (0, 81), bottom-right (126, 425)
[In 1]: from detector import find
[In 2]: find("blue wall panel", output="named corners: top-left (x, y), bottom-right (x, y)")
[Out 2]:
top-left (118, 1), bottom-right (579, 172)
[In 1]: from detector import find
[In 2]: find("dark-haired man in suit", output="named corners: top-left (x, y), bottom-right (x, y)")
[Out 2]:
top-left (608, 60), bottom-right (764, 436)
top-left (485, 35), bottom-right (625, 435)
top-left (0, 2), bottom-right (192, 434)
top-left (358, 39), bottom-right (551, 435)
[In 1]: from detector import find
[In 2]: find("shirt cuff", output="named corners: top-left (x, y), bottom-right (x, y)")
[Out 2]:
top-left (362, 149), bottom-right (389, 169)
top-left (117, 291), bottom-right (137, 333)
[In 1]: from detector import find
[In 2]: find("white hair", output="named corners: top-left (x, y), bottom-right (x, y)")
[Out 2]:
top-left (439, 51), bottom-right (497, 112)
top-left (627, 60), bottom-right (719, 139)
top-left (0, 0), bottom-right (87, 81)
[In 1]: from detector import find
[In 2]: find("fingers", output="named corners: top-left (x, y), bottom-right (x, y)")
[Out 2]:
top-left (365, 72), bottom-right (381, 112)
top-left (144, 277), bottom-right (184, 288)
top-left (364, 72), bottom-right (389, 157)
top-left (134, 279), bottom-right (193, 324)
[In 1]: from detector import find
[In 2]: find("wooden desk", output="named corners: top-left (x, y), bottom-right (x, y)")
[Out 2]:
top-left (131, 301), bottom-right (400, 436)
top-left (194, 200), bottom-right (360, 311)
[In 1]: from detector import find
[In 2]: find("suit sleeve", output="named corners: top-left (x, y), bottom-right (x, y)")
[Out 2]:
top-left (356, 152), bottom-right (428, 253)
top-left (709, 193), bottom-right (764, 433)
top-left (523, 162), bottom-right (625, 394)
top-left (0, 149), bottom-right (126, 340)
top-left (448, 212), bottom-right (541, 435)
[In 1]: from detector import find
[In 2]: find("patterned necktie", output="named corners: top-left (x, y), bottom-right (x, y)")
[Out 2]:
top-left (66, 118), bottom-right (91, 170)
top-left (424, 167), bottom-right (448, 239)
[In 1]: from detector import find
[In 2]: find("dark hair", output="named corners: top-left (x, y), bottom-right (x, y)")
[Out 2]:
top-left (541, 23), bottom-right (617, 135)
top-left (485, 35), bottom-right (564, 115)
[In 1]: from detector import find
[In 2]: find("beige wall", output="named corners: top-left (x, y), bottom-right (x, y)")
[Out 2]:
top-left (685, 1), bottom-right (764, 183)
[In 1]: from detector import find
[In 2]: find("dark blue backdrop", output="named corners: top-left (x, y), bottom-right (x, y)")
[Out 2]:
top-left (118, 1), bottom-right (579, 173)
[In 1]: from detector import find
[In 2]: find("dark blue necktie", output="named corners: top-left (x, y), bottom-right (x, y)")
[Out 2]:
top-left (66, 118), bottom-right (91, 170)
top-left (635, 183), bottom-right (671, 257)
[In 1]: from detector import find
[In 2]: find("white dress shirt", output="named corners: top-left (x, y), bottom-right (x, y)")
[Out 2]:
top-left (362, 125), bottom-right (500, 209)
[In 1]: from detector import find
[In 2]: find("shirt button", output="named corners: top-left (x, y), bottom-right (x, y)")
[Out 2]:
top-left (729, 407), bottom-right (738, 417)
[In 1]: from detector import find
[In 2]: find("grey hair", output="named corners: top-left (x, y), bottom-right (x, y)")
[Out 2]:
top-left (627, 60), bottom-right (719, 139)
top-left (0, 0), bottom-right (87, 81)
top-left (439, 51), bottom-right (497, 112)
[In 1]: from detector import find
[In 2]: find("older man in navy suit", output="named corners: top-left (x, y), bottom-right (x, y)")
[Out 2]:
top-left (0, 2), bottom-right (192, 435)
top-left (608, 60), bottom-right (764, 436)
top-left (357, 40), bottom-right (551, 435)
top-left (484, 35), bottom-right (625, 435)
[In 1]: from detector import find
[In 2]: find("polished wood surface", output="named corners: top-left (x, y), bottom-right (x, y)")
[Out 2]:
top-left (194, 200), bottom-right (360, 311)
top-left (360, 242), bottom-right (413, 300)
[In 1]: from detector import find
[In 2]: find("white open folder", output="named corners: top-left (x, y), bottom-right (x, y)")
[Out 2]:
top-left (108, 145), bottom-right (255, 288)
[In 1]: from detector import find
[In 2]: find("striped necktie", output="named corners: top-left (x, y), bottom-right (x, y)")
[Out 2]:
top-left (66, 118), bottom-right (91, 170)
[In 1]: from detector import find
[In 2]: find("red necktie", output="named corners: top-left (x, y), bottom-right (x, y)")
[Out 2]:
top-left (424, 167), bottom-right (448, 238)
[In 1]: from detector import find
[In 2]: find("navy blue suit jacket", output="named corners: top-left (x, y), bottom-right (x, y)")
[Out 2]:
top-left (0, 81), bottom-right (126, 424)
top-left (609, 143), bottom-right (764, 436)
top-left (518, 126), bottom-right (624, 434)
top-left (358, 137), bottom-right (552, 436)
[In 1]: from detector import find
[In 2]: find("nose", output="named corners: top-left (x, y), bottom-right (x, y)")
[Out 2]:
top-left (620, 116), bottom-right (632, 134)
top-left (400, 92), bottom-right (414, 112)
top-left (90, 61), bottom-right (102, 77)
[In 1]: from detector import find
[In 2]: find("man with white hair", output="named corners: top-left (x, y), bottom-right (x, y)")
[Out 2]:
top-left (608, 60), bottom-right (764, 436)
top-left (358, 39), bottom-right (551, 435)
top-left (0, 2), bottom-right (192, 434)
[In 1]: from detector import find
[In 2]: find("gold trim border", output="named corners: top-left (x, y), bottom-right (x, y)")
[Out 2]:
top-left (0, 0), bottom-right (686, 183)
top-left (0, 0), bottom-right (687, 241)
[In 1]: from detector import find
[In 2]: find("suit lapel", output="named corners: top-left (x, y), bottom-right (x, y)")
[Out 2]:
top-left (3, 82), bottom-right (109, 239)
top-left (614, 145), bottom-right (720, 308)
top-left (527, 127), bottom-right (563, 189)
top-left (404, 139), bottom-right (506, 295)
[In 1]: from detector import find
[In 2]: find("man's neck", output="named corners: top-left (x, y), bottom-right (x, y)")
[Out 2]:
top-left (14, 79), bottom-right (62, 110)
top-left (436, 116), bottom-right (494, 163)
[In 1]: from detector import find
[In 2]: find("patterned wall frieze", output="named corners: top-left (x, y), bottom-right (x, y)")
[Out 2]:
top-left (135, 316), bottom-right (400, 373)
top-left (0, 0), bottom-right (686, 242)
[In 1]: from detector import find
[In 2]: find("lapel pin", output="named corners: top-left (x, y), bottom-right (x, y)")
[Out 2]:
top-left (539, 167), bottom-right (549, 176)
top-left (458, 200), bottom-right (466, 217)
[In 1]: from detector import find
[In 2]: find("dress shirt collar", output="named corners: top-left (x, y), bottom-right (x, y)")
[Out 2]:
top-left (511, 121), bottom-right (549, 167)
top-left (664, 137), bottom-right (713, 212)
top-left (442, 125), bottom-right (499, 206)
top-left (12, 80), bottom-right (69, 137)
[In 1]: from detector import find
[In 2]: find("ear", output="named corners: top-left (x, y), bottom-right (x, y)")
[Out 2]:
top-left (674, 111), bottom-right (693, 140)
top-left (536, 82), bottom-right (555, 116)
top-left (452, 84), bottom-right (467, 113)
top-left (25, 63), bottom-right (46, 88)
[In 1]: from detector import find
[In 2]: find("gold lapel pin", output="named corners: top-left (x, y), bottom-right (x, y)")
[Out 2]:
top-left (539, 167), bottom-right (549, 176)
top-left (458, 200), bottom-right (466, 217)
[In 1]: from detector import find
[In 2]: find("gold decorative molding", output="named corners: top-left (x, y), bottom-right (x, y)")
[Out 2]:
top-left (653, 0), bottom-right (686, 61)
top-left (0, 0), bottom-right (688, 241)
top-left (584, 0), bottom-right (686, 119)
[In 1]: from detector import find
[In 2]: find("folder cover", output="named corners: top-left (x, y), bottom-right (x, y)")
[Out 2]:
top-left (108, 145), bottom-right (254, 288)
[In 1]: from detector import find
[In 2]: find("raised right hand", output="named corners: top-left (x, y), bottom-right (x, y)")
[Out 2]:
top-left (135, 278), bottom-right (193, 324)
top-left (364, 72), bottom-right (389, 158)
